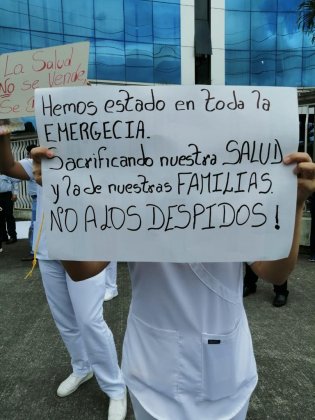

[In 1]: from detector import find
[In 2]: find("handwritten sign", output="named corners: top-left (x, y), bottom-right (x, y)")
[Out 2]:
top-left (0, 42), bottom-right (89, 118)
top-left (35, 85), bottom-right (299, 262)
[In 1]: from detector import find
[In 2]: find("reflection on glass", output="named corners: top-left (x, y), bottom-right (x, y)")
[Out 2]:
top-left (125, 0), bottom-right (153, 43)
top-left (226, 11), bottom-right (250, 50)
top-left (251, 12), bottom-right (276, 51)
top-left (0, 0), bottom-right (181, 84)
top-left (95, 40), bottom-right (125, 81)
top-left (153, 2), bottom-right (180, 45)
top-left (225, 2), bottom-right (315, 87)
top-left (126, 43), bottom-right (153, 82)
top-left (154, 44), bottom-right (180, 84)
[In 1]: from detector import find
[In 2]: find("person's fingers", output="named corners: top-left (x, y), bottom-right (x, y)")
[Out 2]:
top-left (283, 152), bottom-right (312, 165)
top-left (30, 146), bottom-right (55, 162)
top-left (294, 161), bottom-right (315, 179)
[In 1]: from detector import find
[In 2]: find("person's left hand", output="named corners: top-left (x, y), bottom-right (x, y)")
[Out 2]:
top-left (30, 146), bottom-right (55, 185)
top-left (11, 194), bottom-right (17, 202)
top-left (283, 152), bottom-right (315, 206)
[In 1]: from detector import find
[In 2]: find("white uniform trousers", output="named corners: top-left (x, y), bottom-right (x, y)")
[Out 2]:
top-left (105, 261), bottom-right (118, 294)
top-left (38, 259), bottom-right (125, 399)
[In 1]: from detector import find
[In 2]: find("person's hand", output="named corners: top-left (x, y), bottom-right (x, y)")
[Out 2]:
top-left (30, 147), bottom-right (55, 185)
top-left (283, 152), bottom-right (315, 206)
top-left (11, 194), bottom-right (17, 202)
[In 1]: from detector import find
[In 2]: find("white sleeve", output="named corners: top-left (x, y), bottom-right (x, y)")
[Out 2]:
top-left (19, 158), bottom-right (34, 180)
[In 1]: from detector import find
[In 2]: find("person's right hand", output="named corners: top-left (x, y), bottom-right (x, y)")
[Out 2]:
top-left (30, 147), bottom-right (55, 185)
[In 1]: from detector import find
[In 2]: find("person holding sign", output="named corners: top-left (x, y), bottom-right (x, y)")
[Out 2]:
top-left (27, 144), bottom-right (315, 420)
top-left (0, 122), bottom-right (127, 420)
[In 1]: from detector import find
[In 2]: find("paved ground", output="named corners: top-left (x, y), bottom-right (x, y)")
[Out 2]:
top-left (0, 239), bottom-right (314, 420)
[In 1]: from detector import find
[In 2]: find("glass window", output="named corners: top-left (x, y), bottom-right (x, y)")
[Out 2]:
top-left (154, 44), bottom-right (180, 84)
top-left (251, 12), bottom-right (276, 51)
top-left (276, 50), bottom-right (302, 86)
top-left (225, 50), bottom-right (250, 85)
top-left (126, 42), bottom-right (153, 82)
top-left (30, 32), bottom-right (64, 49)
top-left (225, 0), bottom-right (250, 11)
top-left (29, 0), bottom-right (63, 34)
top-left (225, 11), bottom-right (250, 50)
top-left (94, 0), bottom-right (124, 41)
top-left (251, 1), bottom-right (277, 12)
top-left (95, 40), bottom-right (125, 81)
top-left (153, 2), bottom-right (180, 45)
top-left (1, 0), bottom-right (29, 30)
top-left (277, 13), bottom-right (303, 50)
top-left (125, 0), bottom-right (153, 43)
top-left (63, 0), bottom-right (94, 37)
top-left (302, 50), bottom-right (315, 86)
top-left (277, 0), bottom-right (301, 12)
top-left (0, 28), bottom-right (30, 53)
top-left (251, 51), bottom-right (276, 85)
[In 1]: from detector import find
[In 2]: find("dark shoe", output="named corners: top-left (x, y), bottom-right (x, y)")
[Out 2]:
top-left (243, 284), bottom-right (257, 297)
top-left (309, 255), bottom-right (315, 262)
top-left (6, 238), bottom-right (17, 244)
top-left (273, 291), bottom-right (289, 307)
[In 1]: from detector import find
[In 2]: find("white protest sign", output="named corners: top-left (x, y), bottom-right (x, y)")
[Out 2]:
top-left (0, 42), bottom-right (89, 118)
top-left (35, 85), bottom-right (298, 262)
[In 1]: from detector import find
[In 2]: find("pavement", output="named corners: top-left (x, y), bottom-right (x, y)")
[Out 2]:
top-left (0, 238), bottom-right (314, 420)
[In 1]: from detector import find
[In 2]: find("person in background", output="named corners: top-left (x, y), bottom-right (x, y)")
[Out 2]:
top-left (0, 173), bottom-right (19, 250)
top-left (243, 263), bottom-right (289, 307)
top-left (104, 262), bottom-right (119, 301)
top-left (21, 144), bottom-right (38, 261)
top-left (0, 121), bottom-right (127, 420)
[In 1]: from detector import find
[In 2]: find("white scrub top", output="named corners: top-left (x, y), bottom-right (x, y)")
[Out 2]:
top-left (19, 158), bottom-right (49, 260)
top-left (123, 262), bottom-right (258, 420)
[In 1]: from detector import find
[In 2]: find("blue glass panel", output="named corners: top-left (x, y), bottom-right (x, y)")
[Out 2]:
top-left (126, 43), bottom-right (153, 83)
top-left (225, 0), bottom-right (250, 11)
top-left (86, 41), bottom-right (96, 81)
top-left (1, 0), bottom-right (29, 30)
top-left (29, 0), bottom-right (63, 34)
top-left (0, 28), bottom-right (30, 53)
top-left (251, 1), bottom-right (277, 12)
top-left (154, 44), bottom-right (180, 84)
top-left (30, 33), bottom-right (64, 49)
top-left (277, 13), bottom-right (303, 50)
top-left (251, 51), bottom-right (276, 85)
top-left (276, 50), bottom-right (302, 86)
top-left (302, 50), bottom-right (315, 86)
top-left (63, 0), bottom-right (94, 37)
top-left (125, 0), bottom-right (153, 43)
top-left (277, 0), bottom-right (301, 12)
top-left (153, 3), bottom-right (180, 45)
top-left (94, 0), bottom-right (124, 41)
top-left (95, 40), bottom-right (125, 81)
top-left (303, 32), bottom-right (315, 48)
top-left (225, 11), bottom-right (250, 50)
top-left (225, 50), bottom-right (250, 85)
top-left (63, 35), bottom-right (94, 79)
top-left (251, 12), bottom-right (276, 51)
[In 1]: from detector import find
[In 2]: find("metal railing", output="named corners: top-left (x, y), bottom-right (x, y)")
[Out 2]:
top-left (10, 133), bottom-right (39, 216)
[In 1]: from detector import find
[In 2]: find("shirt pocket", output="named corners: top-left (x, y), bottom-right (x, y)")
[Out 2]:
top-left (201, 316), bottom-right (256, 401)
top-left (123, 313), bottom-right (180, 397)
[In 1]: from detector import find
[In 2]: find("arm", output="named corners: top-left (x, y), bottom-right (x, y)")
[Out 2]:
top-left (252, 152), bottom-right (315, 285)
top-left (0, 133), bottom-right (30, 180)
